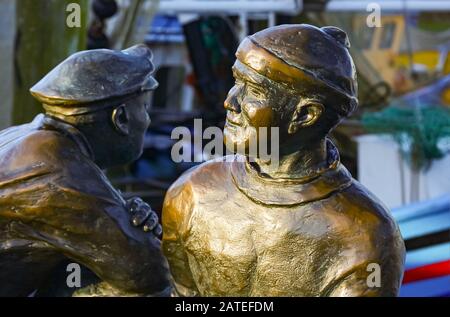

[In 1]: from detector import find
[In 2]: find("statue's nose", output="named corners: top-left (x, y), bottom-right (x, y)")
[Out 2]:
top-left (224, 91), bottom-right (241, 113)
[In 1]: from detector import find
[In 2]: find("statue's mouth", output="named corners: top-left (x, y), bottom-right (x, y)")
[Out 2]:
top-left (226, 119), bottom-right (240, 127)
top-left (226, 112), bottom-right (241, 127)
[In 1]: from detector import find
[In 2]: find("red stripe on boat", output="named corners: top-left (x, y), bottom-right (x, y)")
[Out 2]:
top-left (402, 260), bottom-right (450, 284)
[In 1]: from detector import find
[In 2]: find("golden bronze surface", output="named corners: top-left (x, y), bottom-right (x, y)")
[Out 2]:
top-left (0, 45), bottom-right (170, 296)
top-left (162, 24), bottom-right (405, 297)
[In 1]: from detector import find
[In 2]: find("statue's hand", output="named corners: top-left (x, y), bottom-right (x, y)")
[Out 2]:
top-left (126, 197), bottom-right (162, 236)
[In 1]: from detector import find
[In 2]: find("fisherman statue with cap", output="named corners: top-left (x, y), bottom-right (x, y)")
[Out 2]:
top-left (162, 25), bottom-right (405, 296)
top-left (0, 45), bottom-right (170, 296)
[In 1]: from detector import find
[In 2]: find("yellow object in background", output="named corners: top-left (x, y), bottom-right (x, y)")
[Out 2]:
top-left (442, 87), bottom-right (450, 106)
top-left (395, 51), bottom-right (442, 72)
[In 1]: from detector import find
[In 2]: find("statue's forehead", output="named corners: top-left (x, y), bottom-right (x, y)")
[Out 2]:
top-left (232, 61), bottom-right (299, 99)
top-left (232, 61), bottom-right (267, 87)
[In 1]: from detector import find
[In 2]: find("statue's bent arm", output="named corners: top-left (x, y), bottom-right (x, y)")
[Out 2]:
top-left (6, 142), bottom-right (170, 295)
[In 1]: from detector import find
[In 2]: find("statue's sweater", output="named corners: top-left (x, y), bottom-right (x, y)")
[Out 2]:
top-left (162, 151), bottom-right (405, 297)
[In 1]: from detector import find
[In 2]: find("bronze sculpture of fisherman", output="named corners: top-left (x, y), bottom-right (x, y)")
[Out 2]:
top-left (0, 45), bottom-right (170, 296)
top-left (162, 24), bottom-right (405, 296)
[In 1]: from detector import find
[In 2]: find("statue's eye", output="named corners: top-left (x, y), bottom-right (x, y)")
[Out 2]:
top-left (247, 84), bottom-right (263, 96)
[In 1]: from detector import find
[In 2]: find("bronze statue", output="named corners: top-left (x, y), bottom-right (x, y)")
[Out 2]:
top-left (0, 45), bottom-right (170, 296)
top-left (162, 24), bottom-right (405, 296)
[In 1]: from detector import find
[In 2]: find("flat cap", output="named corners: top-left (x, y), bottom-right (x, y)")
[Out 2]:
top-left (30, 44), bottom-right (158, 113)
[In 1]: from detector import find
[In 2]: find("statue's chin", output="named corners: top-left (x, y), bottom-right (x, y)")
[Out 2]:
top-left (224, 128), bottom-right (249, 156)
top-left (106, 145), bottom-right (142, 168)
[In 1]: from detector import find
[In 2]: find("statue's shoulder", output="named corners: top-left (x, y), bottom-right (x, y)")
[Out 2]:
top-left (0, 119), bottom-right (101, 191)
top-left (0, 123), bottom-right (76, 173)
top-left (327, 179), bottom-right (405, 255)
top-left (315, 180), bottom-right (405, 295)
top-left (339, 180), bottom-right (397, 228)
top-left (166, 155), bottom-right (236, 198)
top-left (162, 155), bottom-right (236, 232)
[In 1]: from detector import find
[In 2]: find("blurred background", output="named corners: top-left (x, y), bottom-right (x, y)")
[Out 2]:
top-left (0, 0), bottom-right (449, 297)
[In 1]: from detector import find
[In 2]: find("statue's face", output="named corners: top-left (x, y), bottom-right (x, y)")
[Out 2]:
top-left (121, 91), bottom-right (152, 162)
top-left (223, 65), bottom-right (286, 156)
top-left (64, 92), bottom-right (152, 169)
top-left (97, 91), bottom-right (152, 168)
top-left (223, 63), bottom-right (333, 158)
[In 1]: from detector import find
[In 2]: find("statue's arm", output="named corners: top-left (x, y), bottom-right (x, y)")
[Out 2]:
top-left (56, 193), bottom-right (170, 295)
top-left (322, 195), bottom-right (405, 297)
top-left (325, 264), bottom-right (403, 297)
top-left (3, 133), bottom-right (170, 295)
top-left (324, 243), bottom-right (404, 297)
top-left (162, 182), bottom-right (199, 296)
top-left (325, 266), bottom-right (385, 297)
top-left (21, 167), bottom-right (171, 295)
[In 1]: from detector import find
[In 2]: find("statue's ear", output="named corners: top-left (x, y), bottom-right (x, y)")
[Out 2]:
top-left (288, 100), bottom-right (324, 134)
top-left (112, 104), bottom-right (130, 135)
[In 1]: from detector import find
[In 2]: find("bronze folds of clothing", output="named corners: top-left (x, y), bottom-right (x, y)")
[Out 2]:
top-left (162, 148), bottom-right (405, 296)
top-left (0, 114), bottom-right (169, 296)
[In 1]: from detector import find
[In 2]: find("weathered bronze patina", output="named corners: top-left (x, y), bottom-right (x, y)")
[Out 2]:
top-left (162, 24), bottom-right (405, 296)
top-left (0, 45), bottom-right (170, 296)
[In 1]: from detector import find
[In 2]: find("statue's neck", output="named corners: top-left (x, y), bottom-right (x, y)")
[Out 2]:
top-left (252, 138), bottom-right (328, 179)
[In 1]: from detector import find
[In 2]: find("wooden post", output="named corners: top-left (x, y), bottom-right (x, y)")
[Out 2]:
top-left (0, 0), bottom-right (15, 130)
top-left (13, 0), bottom-right (88, 124)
